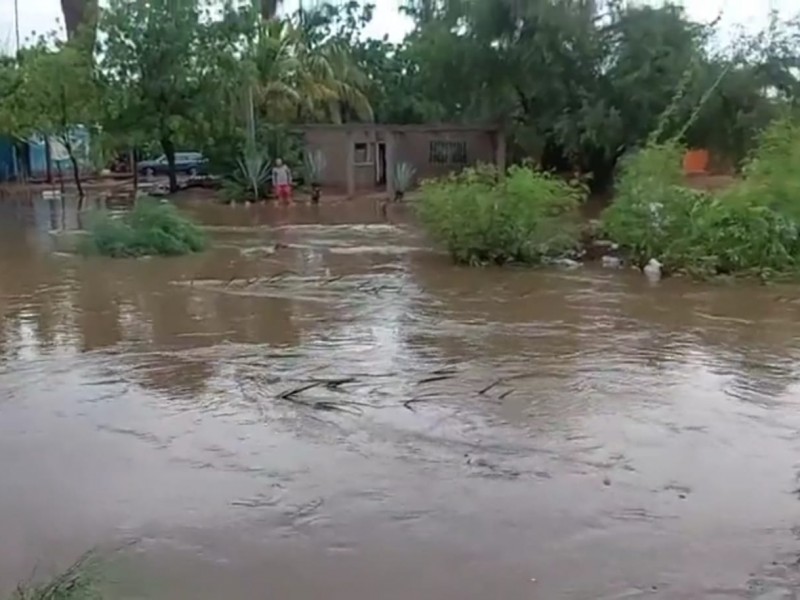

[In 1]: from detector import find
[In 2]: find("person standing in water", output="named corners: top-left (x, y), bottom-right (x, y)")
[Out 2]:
top-left (272, 158), bottom-right (293, 205)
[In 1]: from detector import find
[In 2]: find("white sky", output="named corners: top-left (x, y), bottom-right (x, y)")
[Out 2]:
top-left (0, 0), bottom-right (795, 53)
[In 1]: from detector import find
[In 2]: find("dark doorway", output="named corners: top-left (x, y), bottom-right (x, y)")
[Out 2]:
top-left (376, 142), bottom-right (387, 186)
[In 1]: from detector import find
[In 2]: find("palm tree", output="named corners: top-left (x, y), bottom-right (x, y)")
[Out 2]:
top-left (249, 19), bottom-right (373, 124)
top-left (250, 20), bottom-right (306, 120)
top-left (295, 38), bottom-right (374, 123)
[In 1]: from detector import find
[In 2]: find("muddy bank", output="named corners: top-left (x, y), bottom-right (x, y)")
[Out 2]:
top-left (1, 194), bottom-right (800, 599)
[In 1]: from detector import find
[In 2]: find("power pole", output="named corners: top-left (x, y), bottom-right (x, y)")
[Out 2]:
top-left (14, 0), bottom-right (21, 57)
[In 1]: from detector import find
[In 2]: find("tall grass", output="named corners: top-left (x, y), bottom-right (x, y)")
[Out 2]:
top-left (10, 552), bottom-right (102, 600)
top-left (83, 200), bottom-right (207, 258)
top-left (417, 165), bottom-right (585, 265)
top-left (603, 118), bottom-right (800, 278)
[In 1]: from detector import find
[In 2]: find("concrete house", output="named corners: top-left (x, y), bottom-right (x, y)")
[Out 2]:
top-left (298, 124), bottom-right (506, 197)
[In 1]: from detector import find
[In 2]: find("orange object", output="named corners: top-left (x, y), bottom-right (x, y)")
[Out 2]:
top-left (683, 149), bottom-right (709, 175)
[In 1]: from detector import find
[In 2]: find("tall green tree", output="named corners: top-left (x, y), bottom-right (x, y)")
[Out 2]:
top-left (99, 0), bottom-right (243, 192)
top-left (0, 57), bottom-right (22, 134)
top-left (4, 41), bottom-right (98, 195)
top-left (295, 1), bottom-right (437, 123)
top-left (246, 12), bottom-right (373, 124)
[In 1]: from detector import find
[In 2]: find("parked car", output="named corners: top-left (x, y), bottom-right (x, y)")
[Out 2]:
top-left (137, 152), bottom-right (208, 177)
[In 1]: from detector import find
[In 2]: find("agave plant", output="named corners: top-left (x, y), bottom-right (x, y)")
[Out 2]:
top-left (393, 162), bottom-right (416, 202)
top-left (304, 149), bottom-right (327, 203)
top-left (236, 145), bottom-right (271, 202)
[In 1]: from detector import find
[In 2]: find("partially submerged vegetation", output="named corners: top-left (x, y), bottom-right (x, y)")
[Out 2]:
top-left (10, 551), bottom-right (102, 600)
top-left (417, 165), bottom-right (584, 265)
top-left (82, 200), bottom-right (207, 258)
top-left (420, 117), bottom-right (800, 278)
top-left (603, 119), bottom-right (800, 279)
top-left (2, 0), bottom-right (799, 200)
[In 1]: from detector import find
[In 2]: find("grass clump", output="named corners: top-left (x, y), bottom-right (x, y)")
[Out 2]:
top-left (84, 199), bottom-right (207, 258)
top-left (603, 119), bottom-right (800, 278)
top-left (10, 552), bottom-right (102, 600)
top-left (416, 165), bottom-right (585, 265)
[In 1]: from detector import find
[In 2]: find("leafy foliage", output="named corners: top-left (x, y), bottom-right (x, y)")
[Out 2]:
top-left (602, 142), bottom-right (691, 267)
top-left (392, 0), bottom-right (800, 186)
top-left (98, 0), bottom-right (251, 191)
top-left (417, 165), bottom-right (585, 265)
top-left (603, 119), bottom-right (800, 278)
top-left (1, 38), bottom-right (98, 193)
top-left (83, 200), bottom-right (207, 258)
top-left (14, 0), bottom-right (800, 199)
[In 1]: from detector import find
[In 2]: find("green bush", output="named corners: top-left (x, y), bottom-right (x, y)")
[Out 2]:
top-left (416, 165), bottom-right (585, 265)
top-left (602, 119), bottom-right (800, 278)
top-left (602, 142), bottom-right (703, 269)
top-left (83, 200), bottom-right (207, 258)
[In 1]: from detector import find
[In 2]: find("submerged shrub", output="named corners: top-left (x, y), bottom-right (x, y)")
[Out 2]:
top-left (602, 142), bottom-right (703, 268)
top-left (417, 165), bottom-right (585, 265)
top-left (603, 119), bottom-right (800, 278)
top-left (83, 200), bottom-right (207, 258)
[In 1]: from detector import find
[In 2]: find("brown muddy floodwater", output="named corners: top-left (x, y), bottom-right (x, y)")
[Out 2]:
top-left (1, 193), bottom-right (800, 600)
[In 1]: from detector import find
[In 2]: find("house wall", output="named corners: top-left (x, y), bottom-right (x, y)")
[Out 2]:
top-left (394, 130), bottom-right (496, 183)
top-left (28, 128), bottom-right (91, 177)
top-left (302, 127), bottom-right (500, 192)
top-left (0, 136), bottom-right (17, 182)
top-left (303, 128), bottom-right (377, 191)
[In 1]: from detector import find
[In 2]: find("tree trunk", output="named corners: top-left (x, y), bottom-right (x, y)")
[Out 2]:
top-left (260, 0), bottom-right (281, 20)
top-left (56, 162), bottom-right (65, 195)
top-left (161, 136), bottom-right (178, 193)
top-left (60, 0), bottom-right (98, 43)
top-left (64, 137), bottom-right (84, 200)
top-left (43, 137), bottom-right (54, 184)
top-left (131, 146), bottom-right (139, 199)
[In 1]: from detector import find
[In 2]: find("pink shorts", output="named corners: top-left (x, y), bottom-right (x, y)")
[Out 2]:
top-left (276, 184), bottom-right (292, 201)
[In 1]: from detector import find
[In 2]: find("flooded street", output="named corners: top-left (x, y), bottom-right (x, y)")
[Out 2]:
top-left (2, 193), bottom-right (800, 599)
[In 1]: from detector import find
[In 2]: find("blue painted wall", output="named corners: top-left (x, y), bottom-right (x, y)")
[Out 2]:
top-left (0, 128), bottom-right (90, 180)
top-left (0, 136), bottom-right (18, 182)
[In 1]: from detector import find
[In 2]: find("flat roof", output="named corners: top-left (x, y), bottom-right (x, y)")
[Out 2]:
top-left (294, 123), bottom-right (501, 133)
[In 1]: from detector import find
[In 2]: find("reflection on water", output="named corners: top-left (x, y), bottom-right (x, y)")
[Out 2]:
top-left (1, 192), bottom-right (800, 599)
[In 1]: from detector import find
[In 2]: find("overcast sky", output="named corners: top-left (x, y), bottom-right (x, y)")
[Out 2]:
top-left (0, 0), bottom-right (795, 53)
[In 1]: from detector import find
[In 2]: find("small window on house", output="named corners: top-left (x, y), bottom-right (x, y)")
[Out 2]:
top-left (429, 141), bottom-right (467, 165)
top-left (354, 142), bottom-right (372, 164)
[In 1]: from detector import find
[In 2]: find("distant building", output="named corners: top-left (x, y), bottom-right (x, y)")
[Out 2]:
top-left (297, 124), bottom-right (506, 197)
top-left (0, 128), bottom-right (91, 182)
top-left (0, 136), bottom-right (18, 182)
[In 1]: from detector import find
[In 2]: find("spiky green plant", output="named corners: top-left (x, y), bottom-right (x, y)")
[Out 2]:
top-left (236, 146), bottom-right (271, 202)
top-left (393, 162), bottom-right (416, 201)
top-left (303, 149), bottom-right (326, 186)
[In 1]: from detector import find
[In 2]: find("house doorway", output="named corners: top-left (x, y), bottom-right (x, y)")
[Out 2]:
top-left (376, 142), bottom-right (386, 186)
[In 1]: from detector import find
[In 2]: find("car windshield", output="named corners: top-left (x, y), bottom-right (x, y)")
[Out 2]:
top-left (155, 155), bottom-right (167, 163)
